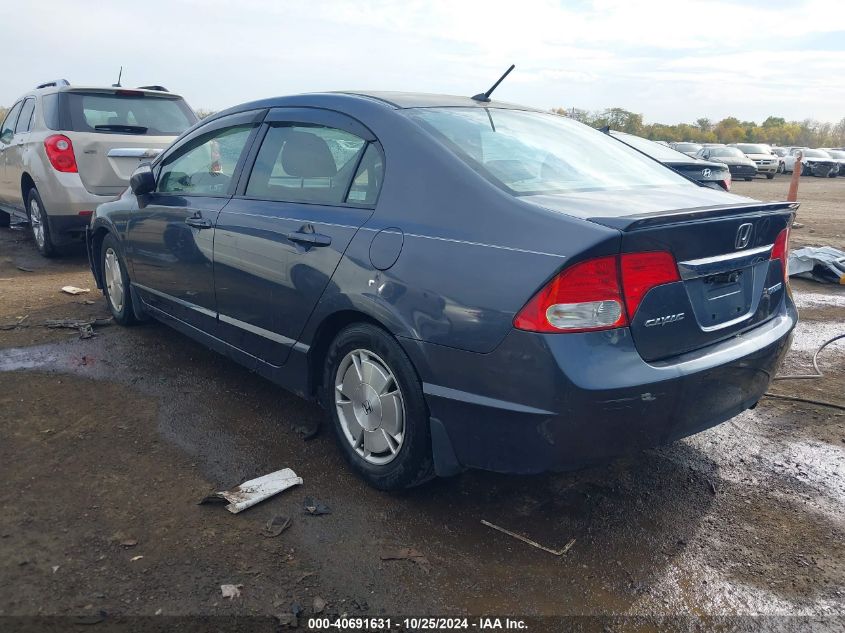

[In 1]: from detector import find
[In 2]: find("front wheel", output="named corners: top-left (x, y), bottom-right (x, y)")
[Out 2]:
top-left (100, 233), bottom-right (139, 326)
top-left (27, 189), bottom-right (55, 257)
top-left (766, 173), bottom-right (775, 180)
top-left (323, 323), bottom-right (434, 490)
top-left (745, 177), bottom-right (753, 181)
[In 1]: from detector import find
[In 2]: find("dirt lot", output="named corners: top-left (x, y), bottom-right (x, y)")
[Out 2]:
top-left (1, 177), bottom-right (844, 631)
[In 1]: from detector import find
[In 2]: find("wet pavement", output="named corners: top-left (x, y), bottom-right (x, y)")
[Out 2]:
top-left (1, 219), bottom-right (844, 629)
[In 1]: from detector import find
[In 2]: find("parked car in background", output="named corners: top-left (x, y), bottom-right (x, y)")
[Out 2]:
top-left (86, 91), bottom-right (796, 489)
top-left (609, 130), bottom-right (731, 190)
top-left (695, 146), bottom-right (757, 181)
top-left (0, 79), bottom-right (197, 256)
top-left (782, 147), bottom-right (838, 177)
top-left (729, 143), bottom-right (778, 179)
top-left (671, 142), bottom-right (703, 157)
top-left (771, 147), bottom-right (788, 173)
top-left (819, 148), bottom-right (845, 176)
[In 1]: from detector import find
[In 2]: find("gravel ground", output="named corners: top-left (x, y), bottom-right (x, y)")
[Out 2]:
top-left (0, 177), bottom-right (843, 631)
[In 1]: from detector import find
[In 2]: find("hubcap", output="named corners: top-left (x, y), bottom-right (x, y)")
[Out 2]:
top-left (335, 349), bottom-right (405, 465)
top-left (29, 198), bottom-right (44, 248)
top-left (104, 248), bottom-right (125, 313)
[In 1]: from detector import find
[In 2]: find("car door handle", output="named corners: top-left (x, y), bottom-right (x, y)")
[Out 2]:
top-left (185, 215), bottom-right (213, 229)
top-left (286, 231), bottom-right (332, 247)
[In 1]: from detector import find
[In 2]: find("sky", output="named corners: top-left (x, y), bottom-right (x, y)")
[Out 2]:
top-left (2, 0), bottom-right (844, 125)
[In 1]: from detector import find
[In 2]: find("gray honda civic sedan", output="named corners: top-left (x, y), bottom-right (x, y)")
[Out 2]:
top-left (86, 92), bottom-right (797, 490)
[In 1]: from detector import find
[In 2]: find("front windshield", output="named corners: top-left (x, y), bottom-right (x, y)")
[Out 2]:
top-left (405, 108), bottom-right (692, 194)
top-left (735, 144), bottom-right (770, 154)
top-left (612, 131), bottom-right (695, 162)
top-left (803, 149), bottom-right (831, 158)
top-left (709, 147), bottom-right (745, 158)
top-left (826, 150), bottom-right (845, 159)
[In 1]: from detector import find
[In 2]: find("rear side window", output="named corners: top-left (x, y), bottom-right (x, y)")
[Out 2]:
top-left (1, 101), bottom-right (23, 142)
top-left (15, 98), bottom-right (36, 133)
top-left (41, 93), bottom-right (60, 130)
top-left (245, 124), bottom-right (366, 205)
top-left (346, 144), bottom-right (384, 205)
top-left (66, 92), bottom-right (196, 135)
top-left (157, 125), bottom-right (254, 196)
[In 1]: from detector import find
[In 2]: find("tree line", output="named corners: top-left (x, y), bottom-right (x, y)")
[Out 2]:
top-left (553, 107), bottom-right (845, 148)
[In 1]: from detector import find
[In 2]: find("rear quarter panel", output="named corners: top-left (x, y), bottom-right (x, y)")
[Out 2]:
top-left (300, 106), bottom-right (621, 354)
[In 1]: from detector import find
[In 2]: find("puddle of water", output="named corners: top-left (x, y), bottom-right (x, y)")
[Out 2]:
top-left (0, 345), bottom-right (59, 371)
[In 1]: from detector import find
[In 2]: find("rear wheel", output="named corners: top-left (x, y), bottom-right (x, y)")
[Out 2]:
top-left (323, 323), bottom-right (434, 490)
top-left (27, 189), bottom-right (55, 257)
top-left (100, 233), bottom-right (138, 326)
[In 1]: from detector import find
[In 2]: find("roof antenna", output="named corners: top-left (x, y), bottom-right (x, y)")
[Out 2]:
top-left (112, 66), bottom-right (123, 88)
top-left (471, 64), bottom-right (515, 102)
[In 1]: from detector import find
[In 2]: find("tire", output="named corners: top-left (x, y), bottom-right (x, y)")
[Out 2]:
top-left (0, 210), bottom-right (9, 227)
top-left (801, 164), bottom-right (810, 176)
top-left (26, 189), bottom-right (55, 257)
top-left (745, 177), bottom-right (752, 182)
top-left (778, 163), bottom-right (785, 174)
top-left (323, 323), bottom-right (434, 490)
top-left (766, 173), bottom-right (775, 180)
top-left (100, 233), bottom-right (138, 326)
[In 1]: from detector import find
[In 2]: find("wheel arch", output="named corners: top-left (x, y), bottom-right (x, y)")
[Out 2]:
top-left (88, 220), bottom-right (119, 289)
top-left (306, 309), bottom-right (392, 399)
top-left (21, 173), bottom-right (36, 208)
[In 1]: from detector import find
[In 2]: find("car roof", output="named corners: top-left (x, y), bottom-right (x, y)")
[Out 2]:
top-left (211, 91), bottom-right (544, 119)
top-left (334, 91), bottom-right (541, 111)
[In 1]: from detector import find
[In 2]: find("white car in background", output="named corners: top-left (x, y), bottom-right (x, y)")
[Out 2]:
top-left (782, 147), bottom-right (839, 177)
top-left (728, 143), bottom-right (779, 179)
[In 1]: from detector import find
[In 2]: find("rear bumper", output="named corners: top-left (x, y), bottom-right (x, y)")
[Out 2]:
top-left (403, 299), bottom-right (797, 475)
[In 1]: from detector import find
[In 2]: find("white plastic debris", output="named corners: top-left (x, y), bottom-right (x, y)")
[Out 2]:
top-left (788, 246), bottom-right (845, 284)
top-left (221, 584), bottom-right (242, 599)
top-left (201, 468), bottom-right (303, 514)
top-left (60, 286), bottom-right (91, 295)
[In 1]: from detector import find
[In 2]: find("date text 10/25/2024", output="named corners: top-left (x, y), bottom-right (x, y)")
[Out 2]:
top-left (307, 617), bottom-right (529, 630)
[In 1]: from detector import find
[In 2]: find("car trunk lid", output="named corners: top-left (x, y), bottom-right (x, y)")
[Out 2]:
top-left (66, 132), bottom-right (174, 195)
top-left (524, 186), bottom-right (796, 361)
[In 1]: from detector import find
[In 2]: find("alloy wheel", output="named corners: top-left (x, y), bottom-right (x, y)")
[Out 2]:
top-left (104, 248), bottom-right (125, 313)
top-left (335, 348), bottom-right (405, 465)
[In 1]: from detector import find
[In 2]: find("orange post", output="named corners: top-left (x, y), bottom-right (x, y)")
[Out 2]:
top-left (787, 150), bottom-right (802, 202)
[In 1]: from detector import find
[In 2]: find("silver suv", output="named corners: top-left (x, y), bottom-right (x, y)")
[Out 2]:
top-left (0, 79), bottom-right (197, 256)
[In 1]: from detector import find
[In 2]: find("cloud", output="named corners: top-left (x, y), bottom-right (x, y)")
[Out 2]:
top-left (0, 0), bottom-right (842, 123)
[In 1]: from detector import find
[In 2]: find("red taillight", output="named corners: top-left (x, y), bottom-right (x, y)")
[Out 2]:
top-left (723, 171), bottom-right (732, 191)
top-left (44, 134), bottom-right (78, 173)
top-left (513, 256), bottom-right (626, 333)
top-left (78, 210), bottom-right (93, 217)
top-left (771, 227), bottom-right (790, 279)
top-left (514, 251), bottom-right (680, 334)
top-left (620, 251), bottom-right (680, 317)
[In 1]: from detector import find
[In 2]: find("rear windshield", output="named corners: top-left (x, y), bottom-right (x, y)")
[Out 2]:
top-left (709, 147), bottom-right (745, 158)
top-left (65, 92), bottom-right (196, 135)
top-left (405, 108), bottom-right (690, 194)
top-left (611, 131), bottom-right (694, 162)
top-left (673, 143), bottom-right (702, 152)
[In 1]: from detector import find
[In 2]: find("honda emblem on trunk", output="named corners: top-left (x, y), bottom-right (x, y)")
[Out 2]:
top-left (735, 223), bottom-right (753, 249)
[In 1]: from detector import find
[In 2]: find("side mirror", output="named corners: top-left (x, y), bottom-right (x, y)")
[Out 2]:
top-left (130, 163), bottom-right (156, 196)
